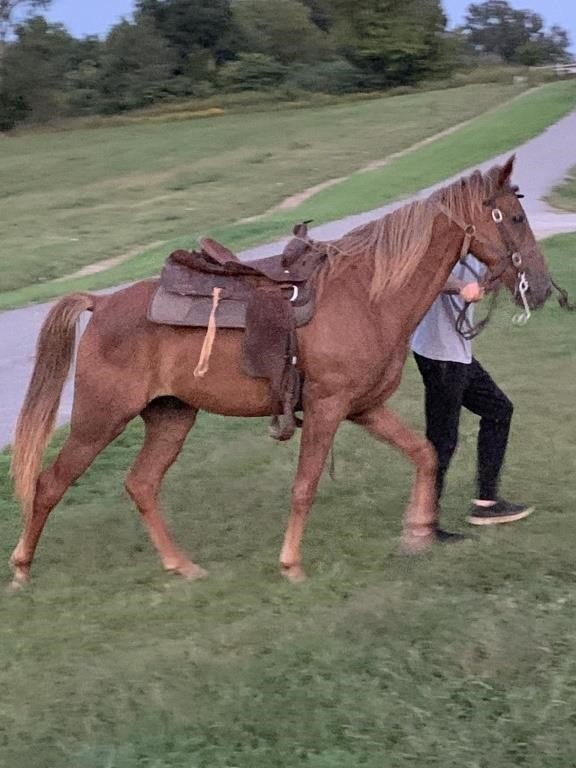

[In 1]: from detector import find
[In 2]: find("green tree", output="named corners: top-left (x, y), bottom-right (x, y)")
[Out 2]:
top-left (1, 15), bottom-right (78, 124)
top-left (136, 0), bottom-right (233, 63)
top-left (0, 0), bottom-right (50, 85)
top-left (331, 0), bottom-right (447, 85)
top-left (218, 52), bottom-right (288, 90)
top-left (64, 36), bottom-right (104, 115)
top-left (232, 0), bottom-right (333, 65)
top-left (97, 18), bottom-right (176, 113)
top-left (462, 1), bottom-right (570, 64)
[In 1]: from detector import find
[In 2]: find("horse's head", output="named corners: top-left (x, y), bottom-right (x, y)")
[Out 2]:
top-left (468, 155), bottom-right (552, 311)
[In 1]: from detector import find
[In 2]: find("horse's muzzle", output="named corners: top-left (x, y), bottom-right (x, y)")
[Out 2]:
top-left (521, 278), bottom-right (552, 310)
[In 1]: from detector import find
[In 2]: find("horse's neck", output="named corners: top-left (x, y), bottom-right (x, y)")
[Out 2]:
top-left (374, 215), bottom-right (466, 336)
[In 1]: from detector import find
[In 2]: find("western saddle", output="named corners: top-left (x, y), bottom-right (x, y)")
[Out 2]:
top-left (148, 222), bottom-right (330, 440)
top-left (165, 220), bottom-right (325, 286)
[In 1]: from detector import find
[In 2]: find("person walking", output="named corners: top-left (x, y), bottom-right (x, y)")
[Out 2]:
top-left (411, 255), bottom-right (534, 526)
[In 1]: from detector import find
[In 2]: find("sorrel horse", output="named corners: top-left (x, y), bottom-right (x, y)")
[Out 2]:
top-left (10, 156), bottom-right (553, 587)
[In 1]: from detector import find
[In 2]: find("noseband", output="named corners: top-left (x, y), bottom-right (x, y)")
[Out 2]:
top-left (486, 206), bottom-right (531, 325)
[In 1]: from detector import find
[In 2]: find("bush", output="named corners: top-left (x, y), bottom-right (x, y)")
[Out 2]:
top-left (285, 60), bottom-right (364, 93)
top-left (453, 65), bottom-right (528, 84)
top-left (0, 92), bottom-right (29, 131)
top-left (450, 64), bottom-right (563, 88)
top-left (218, 53), bottom-right (288, 92)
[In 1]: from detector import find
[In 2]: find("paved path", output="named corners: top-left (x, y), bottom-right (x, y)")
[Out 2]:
top-left (2, 110), bottom-right (576, 448)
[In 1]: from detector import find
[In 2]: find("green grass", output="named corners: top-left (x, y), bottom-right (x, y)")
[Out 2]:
top-left (1, 80), bottom-right (576, 311)
top-left (1, 234), bottom-right (576, 767)
top-left (548, 164), bottom-right (576, 211)
top-left (0, 83), bottom-right (516, 292)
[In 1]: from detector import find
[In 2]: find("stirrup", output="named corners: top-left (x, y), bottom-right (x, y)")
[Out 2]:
top-left (269, 413), bottom-right (296, 441)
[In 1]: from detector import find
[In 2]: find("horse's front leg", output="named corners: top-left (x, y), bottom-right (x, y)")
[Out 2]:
top-left (280, 394), bottom-right (349, 582)
top-left (351, 403), bottom-right (438, 553)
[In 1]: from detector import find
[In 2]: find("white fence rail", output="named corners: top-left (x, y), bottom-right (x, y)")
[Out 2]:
top-left (534, 63), bottom-right (576, 76)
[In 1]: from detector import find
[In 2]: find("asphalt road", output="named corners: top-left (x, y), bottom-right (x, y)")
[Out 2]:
top-left (2, 109), bottom-right (576, 448)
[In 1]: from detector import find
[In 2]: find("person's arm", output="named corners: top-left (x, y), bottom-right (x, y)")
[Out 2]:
top-left (442, 276), bottom-right (466, 294)
top-left (442, 277), bottom-right (485, 302)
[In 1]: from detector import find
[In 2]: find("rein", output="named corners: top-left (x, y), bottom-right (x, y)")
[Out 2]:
top-left (449, 258), bottom-right (501, 341)
top-left (551, 276), bottom-right (576, 311)
top-left (295, 208), bottom-right (576, 337)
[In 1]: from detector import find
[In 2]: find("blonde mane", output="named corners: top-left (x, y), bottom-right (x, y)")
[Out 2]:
top-left (319, 166), bottom-right (503, 298)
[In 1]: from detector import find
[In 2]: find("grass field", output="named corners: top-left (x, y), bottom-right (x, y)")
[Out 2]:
top-left (2, 80), bottom-right (576, 311)
top-left (1, 233), bottom-right (576, 767)
top-left (549, 164), bottom-right (576, 211)
top-left (0, 83), bottom-right (518, 292)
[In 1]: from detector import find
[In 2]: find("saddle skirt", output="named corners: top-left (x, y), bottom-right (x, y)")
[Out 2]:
top-left (147, 222), bottom-right (329, 440)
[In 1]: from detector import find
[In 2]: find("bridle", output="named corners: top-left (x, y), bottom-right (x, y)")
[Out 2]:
top-left (436, 196), bottom-right (532, 339)
top-left (295, 200), bottom-right (575, 338)
top-left (484, 204), bottom-right (532, 326)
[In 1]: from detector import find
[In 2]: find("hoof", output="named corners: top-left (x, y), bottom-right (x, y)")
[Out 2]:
top-left (269, 414), bottom-right (296, 442)
top-left (175, 562), bottom-right (208, 581)
top-left (7, 568), bottom-right (29, 592)
top-left (281, 564), bottom-right (307, 583)
top-left (7, 578), bottom-right (26, 593)
top-left (9, 554), bottom-right (30, 590)
top-left (400, 532), bottom-right (435, 555)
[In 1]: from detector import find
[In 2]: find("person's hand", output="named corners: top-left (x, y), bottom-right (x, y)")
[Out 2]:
top-left (459, 282), bottom-right (485, 303)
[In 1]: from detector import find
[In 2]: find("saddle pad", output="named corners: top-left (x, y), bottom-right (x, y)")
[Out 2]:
top-left (147, 285), bottom-right (316, 329)
top-left (148, 285), bottom-right (247, 328)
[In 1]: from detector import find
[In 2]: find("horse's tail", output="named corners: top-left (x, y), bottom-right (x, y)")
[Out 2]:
top-left (11, 292), bottom-right (98, 522)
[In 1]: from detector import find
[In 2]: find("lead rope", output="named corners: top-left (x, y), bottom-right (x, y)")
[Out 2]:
top-left (449, 256), bottom-right (501, 341)
top-left (328, 444), bottom-right (336, 481)
top-left (551, 276), bottom-right (576, 311)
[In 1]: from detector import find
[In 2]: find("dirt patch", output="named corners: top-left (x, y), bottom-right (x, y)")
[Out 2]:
top-left (262, 120), bottom-right (474, 217)
top-left (359, 121), bottom-right (472, 174)
top-left (238, 122), bottom-right (472, 223)
top-left (54, 240), bottom-right (166, 282)
top-left (131, 194), bottom-right (179, 208)
top-left (246, 87), bottom-right (538, 219)
top-left (95, 170), bottom-right (175, 191)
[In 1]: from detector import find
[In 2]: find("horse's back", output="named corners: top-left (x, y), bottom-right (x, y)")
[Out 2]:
top-left (75, 279), bottom-right (274, 417)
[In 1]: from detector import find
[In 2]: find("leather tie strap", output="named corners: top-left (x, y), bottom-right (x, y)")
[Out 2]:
top-left (460, 225), bottom-right (476, 261)
top-left (194, 287), bottom-right (222, 377)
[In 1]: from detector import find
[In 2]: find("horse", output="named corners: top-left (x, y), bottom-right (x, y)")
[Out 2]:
top-left (9, 156), bottom-right (553, 588)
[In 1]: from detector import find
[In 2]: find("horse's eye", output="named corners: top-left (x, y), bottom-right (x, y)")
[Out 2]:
top-left (512, 214), bottom-right (525, 224)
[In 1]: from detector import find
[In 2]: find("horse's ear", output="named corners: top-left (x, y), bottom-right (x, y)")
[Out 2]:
top-left (498, 154), bottom-right (515, 188)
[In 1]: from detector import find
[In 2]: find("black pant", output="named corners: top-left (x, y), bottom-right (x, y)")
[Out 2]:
top-left (413, 353), bottom-right (513, 502)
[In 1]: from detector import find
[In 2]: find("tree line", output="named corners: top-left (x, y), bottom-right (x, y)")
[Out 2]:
top-left (0, 0), bottom-right (571, 130)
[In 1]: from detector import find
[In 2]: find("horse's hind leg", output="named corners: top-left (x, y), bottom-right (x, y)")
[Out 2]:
top-left (10, 413), bottom-right (130, 588)
top-left (124, 398), bottom-right (205, 581)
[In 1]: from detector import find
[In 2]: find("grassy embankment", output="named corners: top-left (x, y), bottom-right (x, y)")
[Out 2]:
top-left (1, 231), bottom-right (576, 767)
top-left (549, 164), bottom-right (576, 211)
top-left (1, 79), bottom-right (575, 310)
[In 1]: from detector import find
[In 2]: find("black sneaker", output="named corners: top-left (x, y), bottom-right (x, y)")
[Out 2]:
top-left (435, 527), bottom-right (468, 544)
top-left (434, 505), bottom-right (468, 542)
top-left (467, 499), bottom-right (534, 526)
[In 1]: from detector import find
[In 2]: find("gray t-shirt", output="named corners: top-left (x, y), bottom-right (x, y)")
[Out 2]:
top-left (411, 256), bottom-right (485, 364)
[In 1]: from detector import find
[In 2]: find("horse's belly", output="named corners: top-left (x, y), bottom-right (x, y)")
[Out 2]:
top-left (155, 328), bottom-right (276, 417)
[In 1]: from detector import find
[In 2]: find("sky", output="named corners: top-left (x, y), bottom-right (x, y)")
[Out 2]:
top-left (40, 0), bottom-right (576, 51)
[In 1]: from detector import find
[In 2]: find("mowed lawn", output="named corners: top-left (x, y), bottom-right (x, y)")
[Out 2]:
top-left (1, 80), bottom-right (576, 311)
top-left (550, 163), bottom-right (576, 211)
top-left (0, 83), bottom-right (516, 293)
top-left (1, 234), bottom-right (575, 767)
